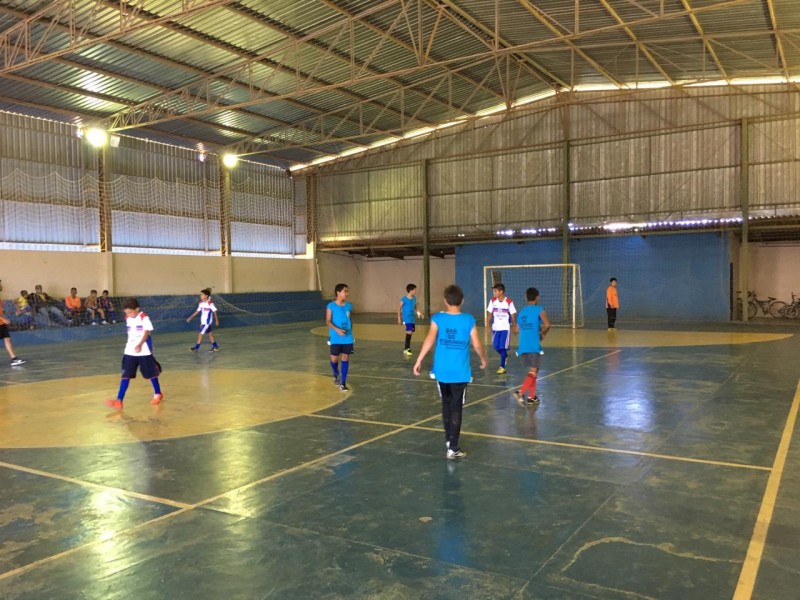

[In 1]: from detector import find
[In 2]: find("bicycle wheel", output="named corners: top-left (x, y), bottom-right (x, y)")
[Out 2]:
top-left (769, 301), bottom-right (787, 318)
top-left (785, 305), bottom-right (800, 319)
top-left (747, 302), bottom-right (757, 319)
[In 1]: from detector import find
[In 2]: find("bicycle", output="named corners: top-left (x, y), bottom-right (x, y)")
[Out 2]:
top-left (747, 290), bottom-right (787, 319)
top-left (783, 292), bottom-right (800, 319)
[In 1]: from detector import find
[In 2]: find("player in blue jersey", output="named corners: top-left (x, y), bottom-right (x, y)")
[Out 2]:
top-left (413, 284), bottom-right (487, 459)
top-left (187, 288), bottom-right (220, 352)
top-left (326, 283), bottom-right (354, 392)
top-left (514, 287), bottom-right (551, 406)
top-left (398, 283), bottom-right (424, 356)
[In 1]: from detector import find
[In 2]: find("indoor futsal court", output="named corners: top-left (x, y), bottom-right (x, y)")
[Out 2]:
top-left (0, 317), bottom-right (799, 599)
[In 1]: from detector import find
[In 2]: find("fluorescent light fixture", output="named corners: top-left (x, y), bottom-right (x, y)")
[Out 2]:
top-left (222, 153), bottom-right (238, 168)
top-left (85, 127), bottom-right (108, 147)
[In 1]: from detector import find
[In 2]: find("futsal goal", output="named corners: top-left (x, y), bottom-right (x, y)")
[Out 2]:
top-left (483, 263), bottom-right (584, 328)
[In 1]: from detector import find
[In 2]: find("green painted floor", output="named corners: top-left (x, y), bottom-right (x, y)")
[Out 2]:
top-left (0, 317), bottom-right (799, 599)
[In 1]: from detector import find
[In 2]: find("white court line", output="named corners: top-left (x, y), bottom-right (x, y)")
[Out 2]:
top-left (733, 378), bottom-right (800, 599)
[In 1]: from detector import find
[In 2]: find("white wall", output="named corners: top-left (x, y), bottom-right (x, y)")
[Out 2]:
top-left (0, 250), bottom-right (314, 298)
top-left (317, 252), bottom-right (456, 313)
top-left (748, 243), bottom-right (800, 303)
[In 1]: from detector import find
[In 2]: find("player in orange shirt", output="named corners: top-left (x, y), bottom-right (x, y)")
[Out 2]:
top-left (606, 277), bottom-right (619, 331)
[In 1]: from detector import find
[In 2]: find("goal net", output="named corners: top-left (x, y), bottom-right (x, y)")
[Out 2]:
top-left (483, 263), bottom-right (584, 328)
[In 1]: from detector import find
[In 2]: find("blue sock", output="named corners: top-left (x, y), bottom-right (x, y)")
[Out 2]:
top-left (151, 378), bottom-right (161, 395)
top-left (330, 361), bottom-right (339, 377)
top-left (212, 341), bottom-right (219, 348)
top-left (341, 360), bottom-right (349, 385)
top-left (193, 343), bottom-right (200, 350)
top-left (117, 378), bottom-right (130, 401)
top-left (500, 350), bottom-right (507, 368)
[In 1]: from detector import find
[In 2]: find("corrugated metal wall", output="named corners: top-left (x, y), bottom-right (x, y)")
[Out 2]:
top-left (0, 111), bottom-right (298, 255)
top-left (310, 86), bottom-right (800, 245)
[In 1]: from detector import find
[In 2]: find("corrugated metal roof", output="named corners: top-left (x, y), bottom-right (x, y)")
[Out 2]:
top-left (0, 0), bottom-right (797, 167)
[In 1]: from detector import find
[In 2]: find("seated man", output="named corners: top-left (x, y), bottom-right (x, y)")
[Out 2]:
top-left (29, 284), bottom-right (68, 326)
top-left (64, 287), bottom-right (83, 325)
top-left (85, 289), bottom-right (107, 325)
top-left (98, 290), bottom-right (117, 324)
top-left (15, 290), bottom-right (33, 329)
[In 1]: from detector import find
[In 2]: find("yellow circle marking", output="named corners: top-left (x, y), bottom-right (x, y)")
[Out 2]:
top-left (0, 369), bottom-right (347, 449)
top-left (311, 324), bottom-right (791, 348)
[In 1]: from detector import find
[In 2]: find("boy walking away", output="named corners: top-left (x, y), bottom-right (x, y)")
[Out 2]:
top-left (486, 283), bottom-right (517, 374)
top-left (106, 298), bottom-right (162, 410)
top-left (399, 283), bottom-right (424, 356)
top-left (414, 285), bottom-right (487, 460)
top-left (606, 277), bottom-right (619, 331)
top-left (0, 280), bottom-right (26, 366)
top-left (187, 288), bottom-right (220, 352)
top-left (326, 283), bottom-right (354, 392)
top-left (514, 287), bottom-right (551, 406)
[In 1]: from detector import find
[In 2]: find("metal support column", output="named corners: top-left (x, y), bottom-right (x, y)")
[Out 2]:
top-left (422, 159), bottom-right (431, 318)
top-left (739, 118), bottom-right (749, 323)
top-left (98, 146), bottom-right (111, 253)
top-left (561, 139), bottom-right (571, 321)
top-left (219, 157), bottom-right (232, 257)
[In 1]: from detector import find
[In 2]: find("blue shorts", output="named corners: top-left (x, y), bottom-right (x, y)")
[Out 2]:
top-left (329, 343), bottom-right (354, 356)
top-left (492, 330), bottom-right (510, 352)
top-left (404, 323), bottom-right (416, 333)
top-left (121, 354), bottom-right (160, 379)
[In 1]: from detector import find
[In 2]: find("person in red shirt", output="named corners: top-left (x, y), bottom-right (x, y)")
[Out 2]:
top-left (606, 277), bottom-right (619, 331)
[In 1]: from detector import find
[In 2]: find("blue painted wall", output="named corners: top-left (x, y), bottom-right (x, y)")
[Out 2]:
top-left (454, 232), bottom-right (731, 322)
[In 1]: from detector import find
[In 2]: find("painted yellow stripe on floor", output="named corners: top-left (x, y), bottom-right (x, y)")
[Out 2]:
top-left (733, 378), bottom-right (800, 599)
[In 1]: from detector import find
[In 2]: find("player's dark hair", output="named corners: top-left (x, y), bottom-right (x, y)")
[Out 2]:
top-left (122, 297), bottom-right (139, 310)
top-left (492, 283), bottom-right (505, 292)
top-left (406, 283), bottom-right (417, 293)
top-left (334, 283), bottom-right (348, 294)
top-left (90, 289), bottom-right (97, 294)
top-left (610, 277), bottom-right (617, 283)
top-left (201, 287), bottom-right (212, 296)
top-left (102, 290), bottom-right (109, 294)
top-left (20, 290), bottom-right (27, 296)
top-left (443, 284), bottom-right (463, 307)
top-left (526, 287), bottom-right (539, 301)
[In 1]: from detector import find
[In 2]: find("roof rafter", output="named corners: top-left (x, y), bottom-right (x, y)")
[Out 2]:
top-left (765, 0), bottom-right (790, 80)
top-left (0, 0), bottom-right (236, 74)
top-left (679, 0), bottom-right (729, 81)
top-left (430, 0), bottom-right (569, 91)
top-left (0, 4), bottom-right (408, 147)
top-left (597, 0), bottom-right (675, 84)
top-left (517, 0), bottom-right (624, 87)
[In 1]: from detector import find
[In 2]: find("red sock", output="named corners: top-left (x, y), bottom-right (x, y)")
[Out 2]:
top-left (520, 374), bottom-right (535, 395)
top-left (528, 373), bottom-right (538, 397)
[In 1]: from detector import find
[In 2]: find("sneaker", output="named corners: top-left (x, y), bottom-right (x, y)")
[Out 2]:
top-left (101, 320), bottom-right (108, 325)
top-left (190, 346), bottom-right (198, 352)
top-left (446, 448), bottom-right (466, 460)
top-left (150, 393), bottom-right (163, 405)
top-left (209, 346), bottom-right (220, 352)
top-left (513, 390), bottom-right (525, 405)
top-left (339, 383), bottom-right (350, 392)
top-left (10, 357), bottom-right (26, 366)
top-left (496, 366), bottom-right (506, 374)
top-left (105, 399), bottom-right (123, 410)
top-left (527, 395), bottom-right (541, 405)
top-left (91, 321), bottom-right (98, 326)
top-left (403, 349), bottom-right (413, 356)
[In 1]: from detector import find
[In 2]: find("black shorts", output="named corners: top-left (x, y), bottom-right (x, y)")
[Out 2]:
top-left (520, 352), bottom-right (542, 369)
top-left (329, 343), bottom-right (354, 356)
top-left (0, 324), bottom-right (9, 339)
top-left (121, 354), bottom-right (160, 379)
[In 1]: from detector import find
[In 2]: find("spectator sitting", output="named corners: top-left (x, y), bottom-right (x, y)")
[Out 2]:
top-left (29, 284), bottom-right (68, 326)
top-left (85, 289), bottom-right (107, 325)
top-left (15, 290), bottom-right (33, 329)
top-left (64, 287), bottom-right (84, 326)
top-left (99, 290), bottom-right (117, 324)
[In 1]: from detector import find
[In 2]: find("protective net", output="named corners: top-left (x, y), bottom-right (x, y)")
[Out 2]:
top-left (483, 264), bottom-right (584, 328)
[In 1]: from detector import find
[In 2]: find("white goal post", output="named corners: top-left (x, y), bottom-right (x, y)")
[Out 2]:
top-left (483, 263), bottom-right (584, 329)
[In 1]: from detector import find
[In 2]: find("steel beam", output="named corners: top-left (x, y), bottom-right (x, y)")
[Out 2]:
top-left (680, 0), bottom-right (729, 80)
